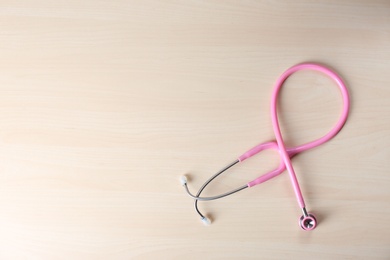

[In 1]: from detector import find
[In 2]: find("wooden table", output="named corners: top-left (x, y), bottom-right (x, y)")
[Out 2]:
top-left (0, 1), bottom-right (389, 259)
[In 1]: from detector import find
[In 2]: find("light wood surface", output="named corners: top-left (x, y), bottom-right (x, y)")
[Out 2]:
top-left (0, 1), bottom-right (389, 259)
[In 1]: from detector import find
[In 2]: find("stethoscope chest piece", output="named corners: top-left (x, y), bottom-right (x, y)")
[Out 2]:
top-left (300, 213), bottom-right (317, 231)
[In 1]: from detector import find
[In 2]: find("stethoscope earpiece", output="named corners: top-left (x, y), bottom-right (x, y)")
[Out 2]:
top-left (201, 216), bottom-right (211, 226)
top-left (181, 63), bottom-right (349, 231)
top-left (180, 175), bottom-right (188, 186)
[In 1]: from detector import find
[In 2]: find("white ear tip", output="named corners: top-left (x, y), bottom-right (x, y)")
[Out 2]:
top-left (180, 176), bottom-right (187, 185)
top-left (201, 217), bottom-right (211, 226)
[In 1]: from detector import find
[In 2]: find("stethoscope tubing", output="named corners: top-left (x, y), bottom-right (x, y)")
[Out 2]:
top-left (270, 63), bottom-right (349, 209)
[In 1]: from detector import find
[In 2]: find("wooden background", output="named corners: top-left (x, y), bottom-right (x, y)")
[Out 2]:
top-left (0, 1), bottom-right (389, 259)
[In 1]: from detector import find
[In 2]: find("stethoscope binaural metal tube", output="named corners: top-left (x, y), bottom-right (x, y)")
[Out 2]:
top-left (181, 63), bottom-right (350, 230)
top-left (181, 160), bottom-right (248, 224)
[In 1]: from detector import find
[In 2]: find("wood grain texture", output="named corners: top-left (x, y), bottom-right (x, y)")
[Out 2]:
top-left (0, 0), bottom-right (389, 259)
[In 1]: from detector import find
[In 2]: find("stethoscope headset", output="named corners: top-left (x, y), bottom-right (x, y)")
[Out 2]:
top-left (180, 63), bottom-right (350, 231)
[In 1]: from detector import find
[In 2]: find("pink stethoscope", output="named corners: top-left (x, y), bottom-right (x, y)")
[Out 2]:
top-left (181, 63), bottom-right (350, 230)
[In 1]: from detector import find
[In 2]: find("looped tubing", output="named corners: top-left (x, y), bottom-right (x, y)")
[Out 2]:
top-left (239, 63), bottom-right (350, 209)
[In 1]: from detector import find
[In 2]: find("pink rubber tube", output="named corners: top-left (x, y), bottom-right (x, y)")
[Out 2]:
top-left (241, 63), bottom-right (349, 190)
top-left (270, 63), bottom-right (350, 208)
